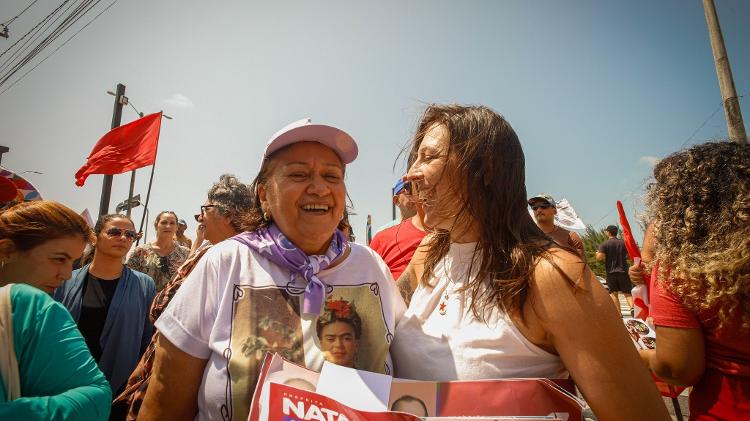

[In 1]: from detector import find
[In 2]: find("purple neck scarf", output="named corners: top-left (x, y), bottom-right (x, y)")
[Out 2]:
top-left (232, 223), bottom-right (349, 316)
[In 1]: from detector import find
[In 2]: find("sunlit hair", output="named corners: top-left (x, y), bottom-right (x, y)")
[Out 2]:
top-left (242, 141), bottom-right (348, 233)
top-left (207, 174), bottom-right (253, 232)
top-left (646, 141), bottom-right (750, 331)
top-left (153, 210), bottom-right (178, 229)
top-left (408, 104), bottom-right (570, 319)
top-left (0, 200), bottom-right (93, 251)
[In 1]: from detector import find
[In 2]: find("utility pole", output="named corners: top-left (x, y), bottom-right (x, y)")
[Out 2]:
top-left (703, 0), bottom-right (747, 142)
top-left (0, 146), bottom-right (8, 165)
top-left (99, 83), bottom-right (126, 216)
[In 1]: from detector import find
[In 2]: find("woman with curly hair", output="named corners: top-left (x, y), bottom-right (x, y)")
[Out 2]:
top-left (639, 141), bottom-right (750, 420)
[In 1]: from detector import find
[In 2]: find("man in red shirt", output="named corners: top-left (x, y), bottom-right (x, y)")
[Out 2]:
top-left (370, 178), bottom-right (426, 280)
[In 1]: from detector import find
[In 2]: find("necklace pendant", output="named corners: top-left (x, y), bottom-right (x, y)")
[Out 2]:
top-left (438, 300), bottom-right (447, 315)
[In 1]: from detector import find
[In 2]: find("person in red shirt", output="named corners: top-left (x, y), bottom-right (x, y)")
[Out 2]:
top-left (636, 141), bottom-right (750, 421)
top-left (370, 177), bottom-right (426, 280)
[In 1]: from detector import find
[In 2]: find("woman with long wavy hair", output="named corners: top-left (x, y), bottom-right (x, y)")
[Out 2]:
top-left (640, 141), bottom-right (750, 420)
top-left (390, 104), bottom-right (670, 420)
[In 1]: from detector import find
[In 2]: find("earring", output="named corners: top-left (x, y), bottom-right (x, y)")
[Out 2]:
top-left (263, 211), bottom-right (271, 221)
top-left (0, 260), bottom-right (5, 269)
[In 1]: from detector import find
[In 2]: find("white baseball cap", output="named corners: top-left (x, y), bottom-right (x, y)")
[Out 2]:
top-left (263, 118), bottom-right (358, 164)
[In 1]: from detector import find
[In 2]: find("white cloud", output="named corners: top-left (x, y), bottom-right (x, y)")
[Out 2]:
top-left (639, 156), bottom-right (659, 167)
top-left (163, 93), bottom-right (194, 109)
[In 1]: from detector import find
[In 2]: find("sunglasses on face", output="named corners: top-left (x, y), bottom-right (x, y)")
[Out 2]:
top-left (105, 227), bottom-right (139, 240)
top-left (396, 181), bottom-right (412, 196)
top-left (531, 203), bottom-right (554, 211)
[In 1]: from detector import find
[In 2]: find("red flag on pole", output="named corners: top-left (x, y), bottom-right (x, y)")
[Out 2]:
top-left (75, 112), bottom-right (162, 187)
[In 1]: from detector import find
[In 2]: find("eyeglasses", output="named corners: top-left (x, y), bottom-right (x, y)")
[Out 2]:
top-left (105, 227), bottom-right (139, 240)
top-left (159, 256), bottom-right (169, 274)
top-left (195, 205), bottom-right (218, 221)
top-left (530, 203), bottom-right (554, 211)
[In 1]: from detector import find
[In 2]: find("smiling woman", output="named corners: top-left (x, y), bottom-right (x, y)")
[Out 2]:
top-left (139, 118), bottom-right (405, 421)
top-left (390, 104), bottom-right (671, 421)
top-left (0, 201), bottom-right (111, 420)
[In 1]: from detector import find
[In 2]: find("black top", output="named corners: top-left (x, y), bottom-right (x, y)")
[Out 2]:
top-left (78, 273), bottom-right (120, 362)
top-left (597, 237), bottom-right (629, 274)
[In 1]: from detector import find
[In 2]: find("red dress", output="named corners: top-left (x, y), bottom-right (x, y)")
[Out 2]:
top-left (650, 279), bottom-right (750, 420)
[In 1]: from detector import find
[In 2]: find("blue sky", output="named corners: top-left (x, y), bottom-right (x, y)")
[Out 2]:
top-left (1, 0), bottom-right (748, 243)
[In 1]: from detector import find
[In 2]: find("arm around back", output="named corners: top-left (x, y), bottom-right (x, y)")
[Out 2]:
top-left (0, 284), bottom-right (111, 420)
top-left (138, 334), bottom-right (208, 420)
top-left (527, 251), bottom-right (670, 421)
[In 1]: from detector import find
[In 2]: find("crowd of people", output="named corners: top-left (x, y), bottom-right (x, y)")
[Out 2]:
top-left (0, 105), bottom-right (747, 421)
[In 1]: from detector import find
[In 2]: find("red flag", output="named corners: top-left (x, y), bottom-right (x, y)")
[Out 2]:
top-left (616, 200), bottom-right (641, 261)
top-left (75, 112), bottom-right (162, 186)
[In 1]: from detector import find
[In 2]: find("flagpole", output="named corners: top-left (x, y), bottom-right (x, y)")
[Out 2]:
top-left (136, 112), bottom-right (163, 246)
top-left (99, 83), bottom-right (126, 216)
top-left (136, 162), bottom-right (156, 247)
top-left (125, 111), bottom-right (144, 218)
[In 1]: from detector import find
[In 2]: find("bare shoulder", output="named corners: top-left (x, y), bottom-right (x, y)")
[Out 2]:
top-left (532, 248), bottom-right (590, 293)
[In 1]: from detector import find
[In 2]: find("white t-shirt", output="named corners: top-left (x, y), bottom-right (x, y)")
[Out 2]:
top-left (156, 240), bottom-right (406, 421)
top-left (390, 242), bottom-right (567, 381)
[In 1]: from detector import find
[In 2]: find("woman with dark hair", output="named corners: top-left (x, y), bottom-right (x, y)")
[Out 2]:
top-left (127, 211), bottom-right (189, 290)
top-left (115, 173), bottom-right (253, 420)
top-left (0, 201), bottom-right (111, 419)
top-left (54, 214), bottom-right (155, 419)
top-left (316, 298), bottom-right (362, 367)
top-left (638, 141), bottom-right (750, 420)
top-left (139, 119), bottom-right (404, 421)
top-left (390, 104), bottom-right (669, 420)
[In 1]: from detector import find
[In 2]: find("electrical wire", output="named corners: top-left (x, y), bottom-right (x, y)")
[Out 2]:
top-left (1, 0), bottom-right (40, 27)
top-left (0, 0), bottom-right (118, 97)
top-left (0, 0), bottom-right (71, 61)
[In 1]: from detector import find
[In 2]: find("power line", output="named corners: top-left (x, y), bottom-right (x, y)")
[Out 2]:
top-left (0, 0), bottom-right (71, 61)
top-left (0, 0), bottom-right (77, 75)
top-left (1, 0), bottom-right (40, 26)
top-left (0, 0), bottom-right (93, 85)
top-left (0, 0), bottom-right (118, 97)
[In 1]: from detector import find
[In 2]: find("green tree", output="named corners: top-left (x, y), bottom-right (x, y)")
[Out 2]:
top-left (581, 224), bottom-right (610, 278)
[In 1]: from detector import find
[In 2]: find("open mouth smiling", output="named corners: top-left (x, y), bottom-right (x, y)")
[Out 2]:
top-left (301, 204), bottom-right (331, 215)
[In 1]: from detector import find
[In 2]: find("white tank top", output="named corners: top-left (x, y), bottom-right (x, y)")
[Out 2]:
top-left (390, 241), bottom-right (568, 381)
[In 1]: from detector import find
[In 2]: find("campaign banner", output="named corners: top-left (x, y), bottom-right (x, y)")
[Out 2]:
top-left (269, 383), bottom-right (563, 421)
top-left (251, 353), bottom-right (583, 421)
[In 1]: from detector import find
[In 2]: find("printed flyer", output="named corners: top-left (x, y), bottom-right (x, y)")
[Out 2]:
top-left (249, 353), bottom-right (583, 421)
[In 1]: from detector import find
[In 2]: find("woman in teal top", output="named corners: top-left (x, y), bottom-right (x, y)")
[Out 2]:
top-left (0, 201), bottom-right (111, 420)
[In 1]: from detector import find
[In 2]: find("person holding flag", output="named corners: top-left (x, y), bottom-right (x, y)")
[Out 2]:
top-left (636, 141), bottom-right (750, 420)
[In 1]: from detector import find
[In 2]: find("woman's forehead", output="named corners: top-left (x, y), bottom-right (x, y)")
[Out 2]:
top-left (159, 214), bottom-right (176, 222)
top-left (419, 124), bottom-right (448, 150)
top-left (107, 217), bottom-right (134, 229)
top-left (272, 142), bottom-right (344, 169)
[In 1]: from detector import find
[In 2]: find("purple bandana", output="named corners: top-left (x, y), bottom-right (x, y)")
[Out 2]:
top-left (232, 223), bottom-right (349, 316)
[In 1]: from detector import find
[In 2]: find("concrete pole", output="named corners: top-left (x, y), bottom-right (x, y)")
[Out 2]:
top-left (99, 83), bottom-right (126, 216)
top-left (703, 0), bottom-right (747, 142)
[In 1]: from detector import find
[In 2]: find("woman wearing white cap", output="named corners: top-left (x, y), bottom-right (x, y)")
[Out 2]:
top-left (139, 119), bottom-right (405, 421)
